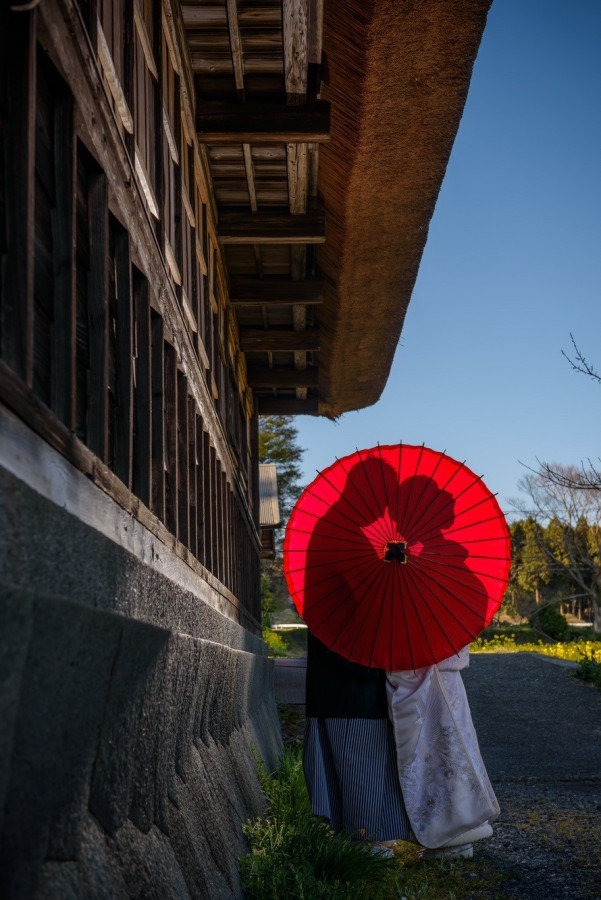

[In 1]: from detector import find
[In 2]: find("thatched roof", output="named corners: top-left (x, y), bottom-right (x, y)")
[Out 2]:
top-left (316, 0), bottom-right (492, 416)
top-left (187, 0), bottom-right (492, 418)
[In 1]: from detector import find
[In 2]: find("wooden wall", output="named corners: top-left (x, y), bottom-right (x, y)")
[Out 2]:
top-left (0, 0), bottom-right (261, 629)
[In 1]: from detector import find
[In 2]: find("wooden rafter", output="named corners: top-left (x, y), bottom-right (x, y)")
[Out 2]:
top-left (258, 396), bottom-right (319, 415)
top-left (239, 328), bottom-right (320, 352)
top-left (218, 210), bottom-right (325, 244)
top-left (196, 101), bottom-right (330, 144)
top-left (230, 276), bottom-right (324, 305)
top-left (247, 365), bottom-right (319, 388)
top-left (225, 0), bottom-right (245, 102)
top-left (283, 0), bottom-right (308, 104)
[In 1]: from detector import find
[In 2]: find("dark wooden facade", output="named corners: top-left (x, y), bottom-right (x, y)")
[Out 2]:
top-left (1, 0), bottom-right (262, 630)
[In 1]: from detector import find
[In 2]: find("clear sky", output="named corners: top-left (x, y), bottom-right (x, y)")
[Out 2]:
top-left (293, 0), bottom-right (601, 517)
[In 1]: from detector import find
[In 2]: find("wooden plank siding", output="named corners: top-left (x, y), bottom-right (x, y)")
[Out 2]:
top-left (0, 2), bottom-right (265, 631)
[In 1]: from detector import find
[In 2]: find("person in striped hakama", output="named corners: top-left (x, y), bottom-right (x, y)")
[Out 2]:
top-left (303, 632), bottom-right (411, 855)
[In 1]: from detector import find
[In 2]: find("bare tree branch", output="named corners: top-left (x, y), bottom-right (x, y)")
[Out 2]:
top-left (561, 333), bottom-right (601, 384)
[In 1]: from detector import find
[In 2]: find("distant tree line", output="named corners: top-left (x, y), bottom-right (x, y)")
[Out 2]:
top-left (507, 464), bottom-right (601, 633)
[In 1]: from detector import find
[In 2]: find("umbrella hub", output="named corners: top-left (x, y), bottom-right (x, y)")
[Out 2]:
top-left (384, 541), bottom-right (407, 564)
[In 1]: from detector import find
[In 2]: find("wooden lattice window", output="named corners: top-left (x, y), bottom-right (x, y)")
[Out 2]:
top-left (133, 7), bottom-right (159, 217)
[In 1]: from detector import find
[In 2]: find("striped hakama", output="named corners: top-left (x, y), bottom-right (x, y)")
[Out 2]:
top-left (303, 717), bottom-right (411, 842)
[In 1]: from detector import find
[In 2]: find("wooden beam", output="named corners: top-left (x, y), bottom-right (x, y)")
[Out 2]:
top-left (2, 7), bottom-right (36, 386)
top-left (164, 342), bottom-right (178, 538)
top-left (230, 275), bottom-right (324, 305)
top-left (219, 210), bottom-right (325, 244)
top-left (86, 171), bottom-right (109, 463)
top-left (114, 230), bottom-right (134, 489)
top-left (52, 91), bottom-right (76, 429)
top-left (133, 278), bottom-right (152, 507)
top-left (239, 328), bottom-right (320, 352)
top-left (196, 100), bottom-right (330, 143)
top-left (151, 312), bottom-right (165, 521)
top-left (225, 0), bottom-right (245, 101)
top-left (257, 396), bottom-right (319, 415)
top-left (283, 0), bottom-right (309, 104)
top-left (247, 365), bottom-right (319, 388)
top-left (177, 369), bottom-right (189, 548)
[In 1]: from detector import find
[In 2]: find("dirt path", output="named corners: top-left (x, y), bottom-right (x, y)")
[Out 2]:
top-left (274, 652), bottom-right (601, 898)
top-left (462, 653), bottom-right (601, 898)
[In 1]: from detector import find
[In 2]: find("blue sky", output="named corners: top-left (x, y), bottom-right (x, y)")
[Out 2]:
top-left (294, 0), bottom-right (601, 516)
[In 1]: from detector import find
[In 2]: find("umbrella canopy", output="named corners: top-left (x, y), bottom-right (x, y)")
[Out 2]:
top-left (283, 444), bottom-right (511, 670)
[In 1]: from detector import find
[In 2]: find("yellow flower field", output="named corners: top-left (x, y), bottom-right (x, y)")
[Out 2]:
top-left (471, 635), bottom-right (601, 663)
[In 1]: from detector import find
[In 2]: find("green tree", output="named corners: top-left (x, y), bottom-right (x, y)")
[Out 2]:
top-left (259, 416), bottom-right (306, 623)
top-left (259, 415), bottom-right (305, 521)
top-left (514, 467), bottom-right (601, 632)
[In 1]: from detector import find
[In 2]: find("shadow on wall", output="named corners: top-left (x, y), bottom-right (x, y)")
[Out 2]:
top-left (0, 586), bottom-right (281, 898)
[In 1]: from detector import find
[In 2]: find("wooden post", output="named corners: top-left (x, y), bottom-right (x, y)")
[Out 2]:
top-left (133, 277), bottom-right (152, 506)
top-left (151, 311), bottom-right (165, 520)
top-left (86, 171), bottom-right (109, 462)
top-left (52, 91), bottom-right (76, 429)
top-left (176, 369), bottom-right (189, 547)
top-left (210, 445), bottom-right (219, 579)
top-left (2, 7), bottom-right (36, 386)
top-left (114, 230), bottom-right (134, 488)
top-left (188, 397), bottom-right (198, 558)
top-left (164, 341), bottom-right (178, 538)
top-left (203, 431), bottom-right (212, 572)
top-left (196, 414), bottom-right (205, 565)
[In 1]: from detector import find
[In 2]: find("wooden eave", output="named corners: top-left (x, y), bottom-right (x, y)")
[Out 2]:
top-left (183, 0), bottom-right (493, 417)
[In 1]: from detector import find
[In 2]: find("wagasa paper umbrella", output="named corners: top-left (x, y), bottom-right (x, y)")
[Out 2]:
top-left (283, 444), bottom-right (511, 670)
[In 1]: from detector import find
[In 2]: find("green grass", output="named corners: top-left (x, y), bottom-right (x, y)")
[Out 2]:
top-left (239, 749), bottom-right (509, 899)
top-left (263, 625), bottom-right (308, 657)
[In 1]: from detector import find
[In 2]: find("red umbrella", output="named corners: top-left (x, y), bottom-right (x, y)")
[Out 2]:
top-left (283, 444), bottom-right (511, 670)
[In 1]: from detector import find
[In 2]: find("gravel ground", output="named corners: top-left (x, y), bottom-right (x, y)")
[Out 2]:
top-left (276, 652), bottom-right (601, 899)
top-left (463, 654), bottom-right (601, 899)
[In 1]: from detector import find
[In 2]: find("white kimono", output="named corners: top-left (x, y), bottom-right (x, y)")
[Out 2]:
top-left (386, 646), bottom-right (499, 849)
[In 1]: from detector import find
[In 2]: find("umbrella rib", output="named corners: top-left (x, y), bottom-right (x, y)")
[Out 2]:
top-left (290, 493), bottom-right (382, 540)
top-left (411, 479), bottom-right (502, 545)
top-left (316, 463), bottom-right (386, 537)
top-left (309, 555), bottom-right (389, 644)
top-left (405, 464), bottom-right (483, 539)
top-left (408, 557), bottom-right (498, 617)
top-left (399, 446), bottom-right (448, 536)
top-left (341, 559), bottom-right (393, 665)
top-left (355, 445), bottom-right (391, 541)
top-left (395, 554), bottom-right (440, 668)
top-left (438, 510), bottom-right (508, 540)
top-left (368, 562), bottom-right (395, 668)
top-left (297, 554), bottom-right (384, 614)
top-left (407, 562), bottom-right (487, 640)
top-left (403, 563), bottom-right (470, 657)
top-left (334, 451), bottom-right (392, 545)
top-left (397, 444), bottom-right (426, 538)
top-left (414, 504), bottom-right (506, 545)
top-left (404, 564), bottom-right (465, 660)
top-left (284, 549), bottom-right (378, 576)
top-left (415, 556), bottom-right (511, 584)
top-left (413, 551), bottom-right (511, 565)
top-left (403, 456), bottom-right (469, 537)
top-left (392, 553), bottom-right (416, 672)
top-left (285, 524), bottom-right (387, 549)
top-left (377, 443), bottom-right (395, 528)
top-left (394, 441), bottom-right (404, 542)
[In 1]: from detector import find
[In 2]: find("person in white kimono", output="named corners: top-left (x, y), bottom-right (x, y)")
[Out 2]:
top-left (386, 645), bottom-right (499, 858)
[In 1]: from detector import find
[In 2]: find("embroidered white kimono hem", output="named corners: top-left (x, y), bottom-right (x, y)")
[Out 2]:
top-left (386, 646), bottom-right (499, 849)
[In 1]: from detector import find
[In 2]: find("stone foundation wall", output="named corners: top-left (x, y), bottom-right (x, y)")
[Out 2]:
top-left (0, 468), bottom-right (282, 898)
